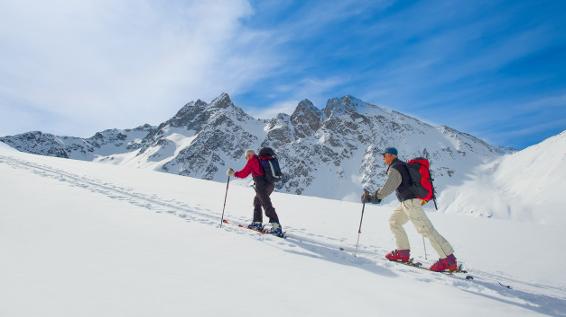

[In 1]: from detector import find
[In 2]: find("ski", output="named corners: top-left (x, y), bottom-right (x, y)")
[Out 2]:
top-left (222, 219), bottom-right (263, 234)
top-left (222, 219), bottom-right (286, 238)
top-left (221, 219), bottom-right (365, 250)
top-left (394, 258), bottom-right (475, 280)
top-left (397, 259), bottom-right (516, 288)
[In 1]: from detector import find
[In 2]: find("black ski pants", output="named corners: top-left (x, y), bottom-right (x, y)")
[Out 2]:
top-left (252, 177), bottom-right (280, 224)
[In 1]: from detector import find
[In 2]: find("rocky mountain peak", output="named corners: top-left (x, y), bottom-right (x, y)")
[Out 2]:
top-left (209, 92), bottom-right (234, 109)
top-left (322, 95), bottom-right (389, 120)
top-left (276, 113), bottom-right (291, 121)
top-left (194, 99), bottom-right (207, 107)
top-left (291, 99), bottom-right (322, 138)
top-left (130, 123), bottom-right (154, 132)
top-left (173, 99), bottom-right (207, 120)
top-left (163, 100), bottom-right (207, 131)
top-left (323, 95), bottom-right (364, 117)
top-left (292, 99), bottom-right (318, 115)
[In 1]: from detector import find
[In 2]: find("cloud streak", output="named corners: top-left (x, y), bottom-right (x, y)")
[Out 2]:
top-left (0, 0), bottom-right (278, 136)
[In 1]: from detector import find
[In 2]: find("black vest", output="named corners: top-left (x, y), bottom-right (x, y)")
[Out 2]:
top-left (389, 159), bottom-right (417, 202)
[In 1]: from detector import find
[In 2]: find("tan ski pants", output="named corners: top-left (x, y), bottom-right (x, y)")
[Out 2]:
top-left (389, 198), bottom-right (454, 258)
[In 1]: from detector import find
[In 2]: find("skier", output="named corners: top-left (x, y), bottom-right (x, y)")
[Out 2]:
top-left (227, 149), bottom-right (283, 237)
top-left (361, 147), bottom-right (458, 272)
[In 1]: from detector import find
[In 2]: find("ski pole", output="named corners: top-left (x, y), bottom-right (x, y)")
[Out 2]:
top-left (422, 236), bottom-right (428, 260)
top-left (432, 197), bottom-right (438, 210)
top-left (354, 202), bottom-right (366, 256)
top-left (219, 176), bottom-right (231, 228)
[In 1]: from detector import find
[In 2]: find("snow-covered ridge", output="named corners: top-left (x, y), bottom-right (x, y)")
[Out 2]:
top-left (0, 124), bottom-right (155, 160)
top-left (1, 93), bottom-right (504, 201)
top-left (439, 130), bottom-right (566, 224)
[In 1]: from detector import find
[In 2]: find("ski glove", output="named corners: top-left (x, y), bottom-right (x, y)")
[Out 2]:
top-left (227, 168), bottom-right (235, 177)
top-left (361, 190), bottom-right (382, 204)
top-left (361, 190), bottom-right (369, 203)
top-left (372, 188), bottom-right (382, 204)
top-left (361, 190), bottom-right (374, 203)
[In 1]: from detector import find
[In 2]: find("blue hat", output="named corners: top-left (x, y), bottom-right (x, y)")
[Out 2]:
top-left (383, 147), bottom-right (398, 156)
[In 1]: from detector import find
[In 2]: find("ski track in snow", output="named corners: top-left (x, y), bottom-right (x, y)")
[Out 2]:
top-left (1, 153), bottom-right (565, 316)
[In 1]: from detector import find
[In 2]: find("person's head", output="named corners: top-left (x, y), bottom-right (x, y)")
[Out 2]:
top-left (244, 149), bottom-right (256, 160)
top-left (382, 147), bottom-right (398, 165)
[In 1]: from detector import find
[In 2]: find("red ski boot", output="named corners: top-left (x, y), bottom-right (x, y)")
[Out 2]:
top-left (385, 249), bottom-right (410, 263)
top-left (430, 254), bottom-right (458, 272)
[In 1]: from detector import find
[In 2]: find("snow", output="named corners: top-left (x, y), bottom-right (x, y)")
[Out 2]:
top-left (1, 144), bottom-right (565, 316)
top-left (440, 130), bottom-right (566, 224)
top-left (0, 141), bottom-right (15, 151)
top-left (97, 127), bottom-right (200, 171)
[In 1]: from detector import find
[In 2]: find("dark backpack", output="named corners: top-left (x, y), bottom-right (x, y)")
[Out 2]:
top-left (257, 147), bottom-right (283, 183)
top-left (406, 157), bottom-right (438, 209)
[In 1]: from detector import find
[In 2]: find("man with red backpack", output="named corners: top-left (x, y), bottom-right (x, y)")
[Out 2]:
top-left (228, 148), bottom-right (284, 237)
top-left (361, 147), bottom-right (458, 272)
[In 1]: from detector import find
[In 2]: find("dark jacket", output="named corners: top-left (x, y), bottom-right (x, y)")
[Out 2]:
top-left (373, 158), bottom-right (420, 202)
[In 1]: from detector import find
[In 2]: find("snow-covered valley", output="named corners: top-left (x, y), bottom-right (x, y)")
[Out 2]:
top-left (1, 141), bottom-right (564, 317)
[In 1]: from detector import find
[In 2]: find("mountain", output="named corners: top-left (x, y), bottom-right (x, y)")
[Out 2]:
top-left (439, 130), bottom-right (566, 224)
top-left (0, 93), bottom-right (504, 201)
top-left (0, 124), bottom-right (155, 160)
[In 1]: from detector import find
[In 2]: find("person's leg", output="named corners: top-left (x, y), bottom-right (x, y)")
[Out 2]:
top-left (389, 204), bottom-right (410, 250)
top-left (403, 199), bottom-right (454, 258)
top-left (255, 180), bottom-right (279, 224)
top-left (252, 194), bottom-right (263, 223)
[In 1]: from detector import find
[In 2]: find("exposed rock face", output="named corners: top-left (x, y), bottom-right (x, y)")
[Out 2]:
top-left (158, 93), bottom-right (261, 179)
top-left (1, 93), bottom-right (505, 201)
top-left (0, 131), bottom-right (74, 158)
top-left (291, 99), bottom-right (322, 138)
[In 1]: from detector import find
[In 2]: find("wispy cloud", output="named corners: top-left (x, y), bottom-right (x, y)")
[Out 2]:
top-left (0, 0), bottom-right (279, 136)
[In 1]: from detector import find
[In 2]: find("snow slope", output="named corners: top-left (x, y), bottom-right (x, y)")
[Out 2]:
top-left (1, 143), bottom-right (565, 316)
top-left (440, 130), bottom-right (566, 224)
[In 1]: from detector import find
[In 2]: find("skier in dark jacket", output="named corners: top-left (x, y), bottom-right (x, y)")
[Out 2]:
top-left (361, 147), bottom-right (458, 272)
top-left (228, 149), bottom-right (283, 236)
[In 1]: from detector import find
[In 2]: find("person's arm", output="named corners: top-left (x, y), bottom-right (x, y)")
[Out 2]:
top-left (375, 168), bottom-right (402, 199)
top-left (234, 159), bottom-right (253, 178)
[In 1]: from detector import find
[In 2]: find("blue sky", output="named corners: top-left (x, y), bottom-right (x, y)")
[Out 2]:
top-left (1, 0), bottom-right (565, 148)
top-left (238, 0), bottom-right (566, 148)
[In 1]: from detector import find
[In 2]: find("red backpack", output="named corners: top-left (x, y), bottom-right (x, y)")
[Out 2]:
top-left (407, 157), bottom-right (437, 209)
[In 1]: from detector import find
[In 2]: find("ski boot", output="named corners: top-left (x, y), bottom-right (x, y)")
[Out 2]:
top-left (247, 222), bottom-right (264, 232)
top-left (430, 254), bottom-right (458, 272)
top-left (268, 223), bottom-right (285, 238)
top-left (385, 249), bottom-right (410, 263)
